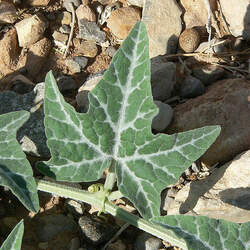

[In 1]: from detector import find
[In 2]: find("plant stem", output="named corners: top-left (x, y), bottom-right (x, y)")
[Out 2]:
top-left (104, 160), bottom-right (117, 191)
top-left (36, 179), bottom-right (187, 249)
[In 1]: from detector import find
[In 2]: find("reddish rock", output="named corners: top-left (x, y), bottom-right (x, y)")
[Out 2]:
top-left (167, 78), bottom-right (250, 167)
top-left (0, 28), bottom-right (20, 76)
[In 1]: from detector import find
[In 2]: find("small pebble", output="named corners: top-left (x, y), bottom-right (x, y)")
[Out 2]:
top-left (59, 24), bottom-right (71, 34)
top-left (180, 75), bottom-right (205, 98)
top-left (152, 101), bottom-right (173, 132)
top-left (134, 232), bottom-right (163, 250)
top-left (65, 59), bottom-right (81, 73)
top-left (73, 56), bottom-right (88, 69)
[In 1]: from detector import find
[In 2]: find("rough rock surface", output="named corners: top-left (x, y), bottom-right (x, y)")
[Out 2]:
top-left (107, 7), bottom-right (141, 40)
top-left (143, 0), bottom-right (182, 57)
top-left (167, 78), bottom-right (250, 167)
top-left (15, 14), bottom-right (47, 47)
top-left (76, 4), bottom-right (96, 22)
top-left (220, 0), bottom-right (250, 40)
top-left (128, 0), bottom-right (143, 7)
top-left (0, 1), bottom-right (17, 24)
top-left (165, 150), bottom-right (250, 223)
top-left (0, 83), bottom-right (49, 157)
top-left (26, 0), bottom-right (51, 6)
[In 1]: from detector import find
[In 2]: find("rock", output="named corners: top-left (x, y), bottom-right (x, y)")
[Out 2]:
top-left (106, 7), bottom-right (141, 40)
top-left (143, 0), bottom-right (182, 57)
top-left (179, 0), bottom-right (209, 28)
top-left (134, 232), bottom-right (163, 250)
top-left (52, 31), bottom-right (69, 44)
top-left (107, 240), bottom-right (126, 250)
top-left (105, 46), bottom-right (117, 57)
top-left (78, 19), bottom-right (106, 43)
top-left (192, 65), bottom-right (225, 85)
top-left (59, 11), bottom-right (72, 25)
top-left (76, 91), bottom-right (89, 112)
top-left (73, 56), bottom-right (88, 69)
top-left (0, 83), bottom-right (50, 157)
top-left (166, 150), bottom-right (250, 223)
top-left (26, 0), bottom-right (51, 6)
top-left (179, 75), bottom-right (205, 98)
top-left (151, 60), bottom-right (176, 101)
top-left (127, 0), bottom-right (143, 7)
top-left (0, 28), bottom-right (20, 75)
top-left (59, 24), bottom-right (71, 34)
top-left (69, 237), bottom-right (80, 250)
top-left (15, 14), bottom-right (47, 47)
top-left (78, 215), bottom-right (118, 245)
top-left (9, 74), bottom-right (35, 94)
top-left (34, 214), bottom-right (78, 242)
top-left (17, 37), bottom-right (52, 79)
top-left (65, 59), bottom-right (81, 73)
top-left (178, 28), bottom-right (200, 53)
top-left (220, 0), bottom-right (250, 40)
top-left (152, 101), bottom-right (173, 132)
top-left (64, 199), bottom-right (84, 217)
top-left (73, 39), bottom-right (98, 57)
top-left (0, 1), bottom-right (17, 24)
top-left (78, 73), bottom-right (103, 92)
top-left (167, 78), bottom-right (250, 167)
top-left (56, 75), bottom-right (76, 92)
top-left (64, 0), bottom-right (81, 12)
top-left (76, 4), bottom-right (96, 22)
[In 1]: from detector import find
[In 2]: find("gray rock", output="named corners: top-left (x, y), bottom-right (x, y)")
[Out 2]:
top-left (78, 215), bottom-right (118, 245)
top-left (166, 150), bottom-right (250, 223)
top-left (105, 46), bottom-right (117, 57)
top-left (65, 199), bottom-right (84, 217)
top-left (192, 65), bottom-right (225, 86)
top-left (73, 56), bottom-right (88, 69)
top-left (57, 75), bottom-right (76, 92)
top-left (76, 91), bottom-right (89, 113)
top-left (134, 232), bottom-right (163, 250)
top-left (180, 75), bottom-right (205, 98)
top-left (64, 0), bottom-right (81, 12)
top-left (59, 24), bottom-right (71, 34)
top-left (78, 19), bottom-right (106, 43)
top-left (65, 59), bottom-right (81, 73)
top-left (142, 0), bottom-right (182, 57)
top-left (0, 83), bottom-right (50, 157)
top-left (34, 214), bottom-right (78, 242)
top-left (151, 60), bottom-right (176, 101)
top-left (152, 101), bottom-right (173, 132)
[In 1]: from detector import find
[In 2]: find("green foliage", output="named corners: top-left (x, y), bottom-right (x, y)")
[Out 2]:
top-left (36, 22), bottom-right (220, 219)
top-left (152, 215), bottom-right (250, 250)
top-left (0, 220), bottom-right (24, 250)
top-left (0, 111), bottom-right (39, 213)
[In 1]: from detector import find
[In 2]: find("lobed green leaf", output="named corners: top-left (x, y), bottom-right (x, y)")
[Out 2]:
top-left (152, 215), bottom-right (250, 250)
top-left (0, 111), bottom-right (39, 213)
top-left (37, 22), bottom-right (220, 218)
top-left (0, 220), bottom-right (24, 250)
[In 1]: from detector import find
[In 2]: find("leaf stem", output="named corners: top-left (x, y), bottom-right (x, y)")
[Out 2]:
top-left (104, 160), bottom-right (117, 191)
top-left (36, 179), bottom-right (187, 249)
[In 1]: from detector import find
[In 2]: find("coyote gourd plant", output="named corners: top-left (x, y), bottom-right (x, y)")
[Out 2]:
top-left (1, 22), bottom-right (250, 250)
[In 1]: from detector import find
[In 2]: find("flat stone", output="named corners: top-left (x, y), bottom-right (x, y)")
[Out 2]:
top-left (167, 78), bottom-right (250, 167)
top-left (220, 0), bottom-right (250, 40)
top-left (166, 150), bottom-right (250, 223)
top-left (0, 83), bottom-right (50, 157)
top-left (134, 232), bottom-right (163, 250)
top-left (151, 60), bottom-right (176, 101)
top-left (106, 6), bottom-right (141, 40)
top-left (26, 0), bottom-right (51, 6)
top-left (52, 30), bottom-right (68, 44)
top-left (78, 19), bottom-right (106, 43)
top-left (15, 14), bottom-right (47, 47)
top-left (179, 0), bottom-right (208, 28)
top-left (152, 101), bottom-right (173, 132)
top-left (143, 0), bottom-right (182, 57)
top-left (73, 39), bottom-right (98, 57)
top-left (76, 4), bottom-right (96, 22)
top-left (65, 59), bottom-right (81, 73)
top-left (127, 0), bottom-right (143, 7)
top-left (0, 1), bottom-right (17, 24)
